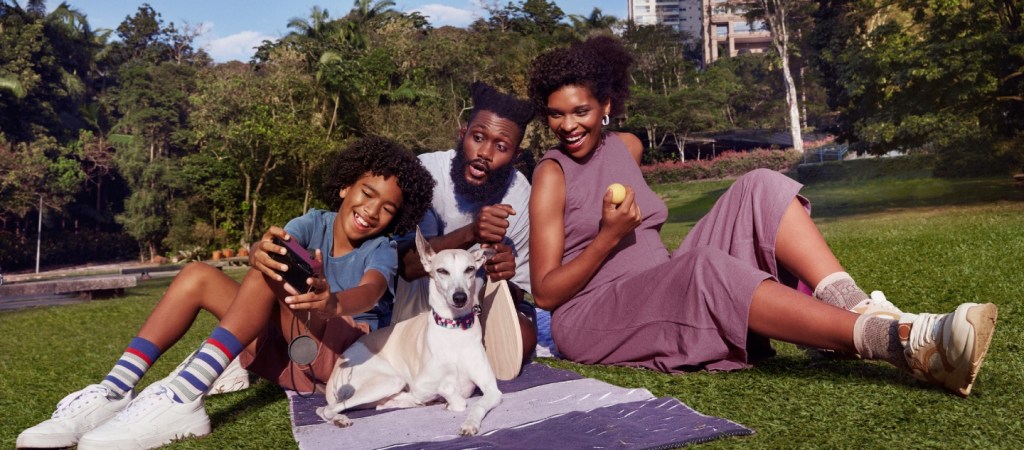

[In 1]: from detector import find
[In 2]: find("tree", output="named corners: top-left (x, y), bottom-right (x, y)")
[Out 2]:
top-left (811, 0), bottom-right (1023, 173)
top-left (742, 0), bottom-right (810, 152)
top-left (568, 7), bottom-right (618, 38)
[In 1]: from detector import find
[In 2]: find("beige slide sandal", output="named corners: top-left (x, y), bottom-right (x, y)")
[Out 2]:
top-left (480, 280), bottom-right (523, 380)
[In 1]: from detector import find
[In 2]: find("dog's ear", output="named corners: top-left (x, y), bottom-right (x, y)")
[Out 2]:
top-left (470, 247), bottom-right (497, 270)
top-left (415, 226), bottom-right (435, 272)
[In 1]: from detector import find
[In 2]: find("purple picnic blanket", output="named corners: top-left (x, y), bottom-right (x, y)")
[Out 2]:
top-left (288, 363), bottom-right (753, 449)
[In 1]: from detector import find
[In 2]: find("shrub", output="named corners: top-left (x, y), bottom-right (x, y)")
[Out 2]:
top-left (0, 229), bottom-right (138, 272)
top-left (796, 154), bottom-right (937, 184)
top-left (641, 149), bottom-right (802, 184)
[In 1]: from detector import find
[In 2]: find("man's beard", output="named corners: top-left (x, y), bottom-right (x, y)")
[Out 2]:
top-left (450, 140), bottom-right (515, 209)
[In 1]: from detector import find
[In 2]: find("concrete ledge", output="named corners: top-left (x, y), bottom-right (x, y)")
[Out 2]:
top-left (0, 275), bottom-right (137, 299)
top-left (207, 256), bottom-right (249, 268)
top-left (120, 264), bottom-right (184, 276)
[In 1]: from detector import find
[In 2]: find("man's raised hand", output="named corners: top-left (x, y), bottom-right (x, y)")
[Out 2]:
top-left (473, 204), bottom-right (515, 244)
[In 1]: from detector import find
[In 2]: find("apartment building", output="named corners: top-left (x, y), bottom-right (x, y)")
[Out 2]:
top-left (627, 0), bottom-right (771, 65)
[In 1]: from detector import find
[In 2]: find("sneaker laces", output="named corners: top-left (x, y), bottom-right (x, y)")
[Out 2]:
top-left (905, 312), bottom-right (942, 352)
top-left (855, 291), bottom-right (902, 314)
top-left (117, 385), bottom-right (172, 421)
top-left (52, 385), bottom-right (111, 419)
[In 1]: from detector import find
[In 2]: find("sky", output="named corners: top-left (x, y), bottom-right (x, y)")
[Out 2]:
top-left (57, 1), bottom-right (627, 63)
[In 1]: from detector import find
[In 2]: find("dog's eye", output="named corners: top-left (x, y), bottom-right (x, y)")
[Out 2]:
top-left (464, 267), bottom-right (475, 275)
top-left (437, 268), bottom-right (449, 275)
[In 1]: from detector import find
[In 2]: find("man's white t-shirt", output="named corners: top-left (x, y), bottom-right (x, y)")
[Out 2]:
top-left (391, 149), bottom-right (531, 323)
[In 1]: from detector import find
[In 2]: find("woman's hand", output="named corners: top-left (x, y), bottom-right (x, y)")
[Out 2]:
top-left (282, 249), bottom-right (339, 318)
top-left (598, 184), bottom-right (642, 245)
top-left (250, 226), bottom-right (291, 282)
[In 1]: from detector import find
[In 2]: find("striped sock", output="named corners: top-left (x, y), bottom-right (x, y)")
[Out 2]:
top-left (101, 336), bottom-right (162, 398)
top-left (166, 327), bottom-right (244, 403)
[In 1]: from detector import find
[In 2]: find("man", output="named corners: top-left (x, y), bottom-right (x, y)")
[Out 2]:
top-left (393, 82), bottom-right (536, 380)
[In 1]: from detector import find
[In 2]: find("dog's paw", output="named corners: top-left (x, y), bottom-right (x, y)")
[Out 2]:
top-left (459, 422), bottom-right (480, 436)
top-left (331, 415), bottom-right (353, 428)
top-left (445, 399), bottom-right (466, 412)
top-left (316, 406), bottom-right (334, 421)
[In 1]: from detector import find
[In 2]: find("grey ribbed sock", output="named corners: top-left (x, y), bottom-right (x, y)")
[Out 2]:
top-left (853, 315), bottom-right (908, 371)
top-left (814, 272), bottom-right (869, 310)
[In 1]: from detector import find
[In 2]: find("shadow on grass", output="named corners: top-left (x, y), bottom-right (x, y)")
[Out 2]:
top-left (749, 354), bottom-right (930, 393)
top-left (206, 380), bottom-right (288, 429)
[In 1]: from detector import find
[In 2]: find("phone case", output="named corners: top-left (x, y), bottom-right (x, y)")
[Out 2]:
top-left (268, 237), bottom-right (323, 292)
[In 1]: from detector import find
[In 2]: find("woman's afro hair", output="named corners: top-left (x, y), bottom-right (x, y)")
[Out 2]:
top-left (322, 136), bottom-right (435, 236)
top-left (468, 81), bottom-right (535, 135)
top-left (528, 35), bottom-right (634, 118)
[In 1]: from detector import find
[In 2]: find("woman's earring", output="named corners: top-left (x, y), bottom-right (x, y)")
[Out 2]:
top-left (602, 114), bottom-right (610, 126)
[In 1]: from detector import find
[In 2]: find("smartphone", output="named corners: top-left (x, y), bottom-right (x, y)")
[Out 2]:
top-left (268, 237), bottom-right (323, 292)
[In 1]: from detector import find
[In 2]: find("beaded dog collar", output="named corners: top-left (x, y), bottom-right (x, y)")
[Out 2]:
top-left (432, 306), bottom-right (479, 330)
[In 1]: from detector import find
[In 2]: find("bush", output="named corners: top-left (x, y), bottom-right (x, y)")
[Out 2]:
top-left (641, 149), bottom-right (802, 184)
top-left (933, 134), bottom-right (1013, 178)
top-left (795, 154), bottom-right (937, 184)
top-left (0, 229), bottom-right (138, 272)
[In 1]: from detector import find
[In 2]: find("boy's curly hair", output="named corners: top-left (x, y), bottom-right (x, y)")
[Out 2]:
top-left (528, 35), bottom-right (634, 118)
top-left (322, 136), bottom-right (435, 236)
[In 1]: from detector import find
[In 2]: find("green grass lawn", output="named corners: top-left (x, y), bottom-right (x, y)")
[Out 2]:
top-left (3, 174), bottom-right (1023, 449)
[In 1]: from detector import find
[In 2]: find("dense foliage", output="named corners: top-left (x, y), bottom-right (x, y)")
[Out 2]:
top-left (1, 0), bottom-right (1019, 270)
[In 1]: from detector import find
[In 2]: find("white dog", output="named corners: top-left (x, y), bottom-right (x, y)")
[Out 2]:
top-left (317, 228), bottom-right (502, 436)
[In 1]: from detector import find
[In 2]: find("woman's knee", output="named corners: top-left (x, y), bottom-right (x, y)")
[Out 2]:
top-left (736, 168), bottom-right (784, 189)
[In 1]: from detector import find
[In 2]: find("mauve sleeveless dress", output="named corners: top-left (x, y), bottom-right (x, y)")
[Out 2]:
top-left (540, 133), bottom-right (808, 372)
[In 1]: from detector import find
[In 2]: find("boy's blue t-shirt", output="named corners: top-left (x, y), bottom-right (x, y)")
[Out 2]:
top-left (283, 208), bottom-right (398, 329)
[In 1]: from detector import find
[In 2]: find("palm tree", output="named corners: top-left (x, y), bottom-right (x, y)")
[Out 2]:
top-left (285, 6), bottom-right (338, 67)
top-left (343, 0), bottom-right (398, 49)
top-left (568, 7), bottom-right (618, 37)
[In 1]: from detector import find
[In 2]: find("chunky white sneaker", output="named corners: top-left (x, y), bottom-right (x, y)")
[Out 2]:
top-left (851, 291), bottom-right (903, 319)
top-left (899, 302), bottom-right (998, 397)
top-left (78, 385), bottom-right (210, 450)
top-left (157, 351), bottom-right (251, 396)
top-left (16, 384), bottom-right (132, 448)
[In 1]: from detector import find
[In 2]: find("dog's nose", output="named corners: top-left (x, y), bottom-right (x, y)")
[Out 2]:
top-left (452, 291), bottom-right (468, 307)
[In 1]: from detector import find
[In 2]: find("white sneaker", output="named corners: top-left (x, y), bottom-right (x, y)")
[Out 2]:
top-left (157, 351), bottom-right (251, 396)
top-left (852, 291), bottom-right (903, 319)
top-left (16, 384), bottom-right (132, 448)
top-left (78, 385), bottom-right (210, 450)
top-left (900, 302), bottom-right (998, 397)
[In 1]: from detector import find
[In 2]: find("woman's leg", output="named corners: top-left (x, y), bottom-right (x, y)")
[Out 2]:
top-left (747, 280), bottom-right (858, 353)
top-left (748, 278), bottom-right (998, 397)
top-left (774, 199), bottom-right (843, 289)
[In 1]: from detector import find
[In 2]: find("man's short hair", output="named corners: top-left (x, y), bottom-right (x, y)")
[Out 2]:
top-left (468, 82), bottom-right (535, 136)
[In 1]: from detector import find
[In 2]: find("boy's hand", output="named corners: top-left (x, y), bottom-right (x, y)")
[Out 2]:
top-left (251, 226), bottom-right (292, 282)
top-left (282, 249), bottom-right (338, 317)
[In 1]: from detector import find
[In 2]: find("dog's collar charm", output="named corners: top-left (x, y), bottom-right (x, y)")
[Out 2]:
top-left (432, 309), bottom-right (477, 330)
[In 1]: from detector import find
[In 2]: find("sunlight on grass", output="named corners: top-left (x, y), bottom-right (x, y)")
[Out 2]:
top-left (2, 177), bottom-right (1023, 449)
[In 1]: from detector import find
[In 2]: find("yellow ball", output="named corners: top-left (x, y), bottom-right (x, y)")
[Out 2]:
top-left (607, 183), bottom-right (626, 205)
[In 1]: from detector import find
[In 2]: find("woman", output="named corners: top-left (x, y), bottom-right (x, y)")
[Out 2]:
top-left (527, 36), bottom-right (997, 396)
